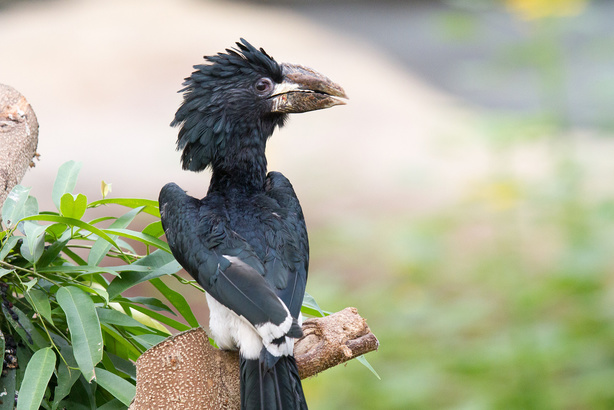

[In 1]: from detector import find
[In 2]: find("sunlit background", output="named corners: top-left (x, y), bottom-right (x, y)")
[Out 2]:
top-left (2, 0), bottom-right (614, 408)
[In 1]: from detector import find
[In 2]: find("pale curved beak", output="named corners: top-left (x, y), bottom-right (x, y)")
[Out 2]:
top-left (270, 63), bottom-right (348, 114)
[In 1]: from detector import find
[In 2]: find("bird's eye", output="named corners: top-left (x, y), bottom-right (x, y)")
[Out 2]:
top-left (254, 78), bottom-right (274, 95)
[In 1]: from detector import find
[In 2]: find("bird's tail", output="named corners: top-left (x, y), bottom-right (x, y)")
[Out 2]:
top-left (240, 353), bottom-right (307, 410)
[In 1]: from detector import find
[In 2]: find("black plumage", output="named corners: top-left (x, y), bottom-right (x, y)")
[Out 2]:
top-left (159, 39), bottom-right (346, 410)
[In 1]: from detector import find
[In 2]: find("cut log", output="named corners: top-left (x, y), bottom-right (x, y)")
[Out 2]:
top-left (130, 307), bottom-right (378, 409)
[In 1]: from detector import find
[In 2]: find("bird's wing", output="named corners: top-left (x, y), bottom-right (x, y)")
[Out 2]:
top-left (159, 182), bottom-right (302, 341)
top-left (263, 171), bottom-right (309, 319)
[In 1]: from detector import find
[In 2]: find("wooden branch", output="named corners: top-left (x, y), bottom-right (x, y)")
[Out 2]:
top-left (295, 307), bottom-right (379, 379)
top-left (0, 84), bottom-right (39, 215)
top-left (130, 307), bottom-right (378, 409)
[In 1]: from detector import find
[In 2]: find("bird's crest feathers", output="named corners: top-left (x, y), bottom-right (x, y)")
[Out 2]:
top-left (215, 39), bottom-right (283, 82)
top-left (192, 39), bottom-right (282, 83)
top-left (171, 39), bottom-right (283, 172)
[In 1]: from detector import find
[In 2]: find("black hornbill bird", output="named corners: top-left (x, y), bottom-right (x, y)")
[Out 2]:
top-left (159, 39), bottom-right (347, 409)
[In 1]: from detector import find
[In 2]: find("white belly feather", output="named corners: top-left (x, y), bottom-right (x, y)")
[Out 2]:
top-left (206, 293), bottom-right (264, 359)
top-left (206, 293), bottom-right (295, 360)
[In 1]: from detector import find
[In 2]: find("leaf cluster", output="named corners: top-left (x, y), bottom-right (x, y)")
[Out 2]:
top-left (0, 161), bottom-right (197, 409)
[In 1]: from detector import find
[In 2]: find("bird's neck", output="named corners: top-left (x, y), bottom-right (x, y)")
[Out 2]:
top-left (208, 128), bottom-right (269, 195)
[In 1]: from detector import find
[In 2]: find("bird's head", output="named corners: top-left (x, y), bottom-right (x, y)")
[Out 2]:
top-left (172, 39), bottom-right (347, 172)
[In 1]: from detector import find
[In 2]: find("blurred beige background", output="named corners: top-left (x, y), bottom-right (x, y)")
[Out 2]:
top-left (1, 0), bottom-right (479, 227)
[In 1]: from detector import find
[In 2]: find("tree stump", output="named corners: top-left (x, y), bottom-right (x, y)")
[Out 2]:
top-left (0, 84), bottom-right (39, 215)
top-left (130, 307), bottom-right (378, 409)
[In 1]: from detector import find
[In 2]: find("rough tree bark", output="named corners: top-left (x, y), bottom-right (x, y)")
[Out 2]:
top-left (0, 84), bottom-right (39, 217)
top-left (130, 307), bottom-right (378, 409)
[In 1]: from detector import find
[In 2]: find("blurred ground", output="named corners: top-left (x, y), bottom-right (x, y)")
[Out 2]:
top-left (3, 0), bottom-right (614, 409)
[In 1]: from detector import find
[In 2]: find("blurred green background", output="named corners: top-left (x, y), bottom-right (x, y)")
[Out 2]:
top-left (3, 0), bottom-right (614, 408)
top-left (291, 1), bottom-right (614, 408)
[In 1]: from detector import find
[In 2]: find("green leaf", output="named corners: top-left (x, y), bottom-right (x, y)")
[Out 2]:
top-left (123, 303), bottom-right (190, 332)
top-left (2, 305), bottom-right (49, 349)
top-left (50, 341), bottom-right (80, 410)
top-left (129, 333), bottom-right (167, 349)
top-left (53, 361), bottom-right (81, 410)
top-left (1, 185), bottom-right (31, 228)
top-left (15, 343), bottom-right (33, 390)
top-left (57, 286), bottom-right (104, 382)
top-left (102, 228), bottom-right (170, 252)
top-left (15, 347), bottom-right (56, 410)
top-left (96, 307), bottom-right (151, 331)
top-left (37, 264), bottom-right (149, 276)
top-left (0, 235), bottom-right (20, 261)
top-left (0, 368), bottom-right (17, 410)
top-left (62, 247), bottom-right (87, 266)
top-left (88, 216), bottom-right (116, 225)
top-left (52, 160), bottom-right (82, 210)
top-left (22, 278), bottom-right (36, 293)
top-left (88, 207), bottom-right (143, 266)
top-left (60, 193), bottom-right (88, 220)
top-left (355, 355), bottom-right (381, 380)
top-left (97, 399), bottom-right (128, 410)
top-left (21, 222), bottom-right (46, 264)
top-left (150, 278), bottom-right (199, 328)
top-left (100, 324), bottom-right (141, 359)
top-left (27, 288), bottom-right (52, 323)
top-left (20, 215), bottom-right (121, 251)
top-left (77, 283), bottom-right (110, 305)
top-left (107, 303), bottom-right (170, 335)
top-left (105, 351), bottom-right (136, 379)
top-left (24, 219), bottom-right (46, 247)
top-left (300, 306), bottom-right (324, 318)
top-left (23, 220), bottom-right (46, 247)
top-left (115, 237), bottom-right (136, 254)
top-left (23, 196), bottom-right (39, 220)
top-left (117, 296), bottom-right (175, 314)
top-left (107, 250), bottom-right (182, 299)
top-left (62, 376), bottom-right (96, 409)
top-left (88, 198), bottom-right (160, 217)
top-left (106, 352), bottom-right (136, 381)
top-left (142, 220), bottom-right (165, 238)
top-left (36, 230), bottom-right (71, 268)
top-left (301, 292), bottom-right (330, 317)
top-left (95, 368), bottom-right (136, 406)
top-left (45, 222), bottom-right (68, 239)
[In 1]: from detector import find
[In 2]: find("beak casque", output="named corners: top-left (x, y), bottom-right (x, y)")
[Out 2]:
top-left (270, 63), bottom-right (348, 114)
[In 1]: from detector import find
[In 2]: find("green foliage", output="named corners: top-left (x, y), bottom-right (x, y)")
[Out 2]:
top-left (0, 161), bottom-right (190, 408)
top-left (306, 165), bottom-right (614, 409)
top-left (303, 4), bottom-right (614, 409)
top-left (15, 348), bottom-right (56, 410)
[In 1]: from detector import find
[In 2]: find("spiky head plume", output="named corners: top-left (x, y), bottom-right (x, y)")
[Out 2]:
top-left (171, 39), bottom-right (284, 172)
